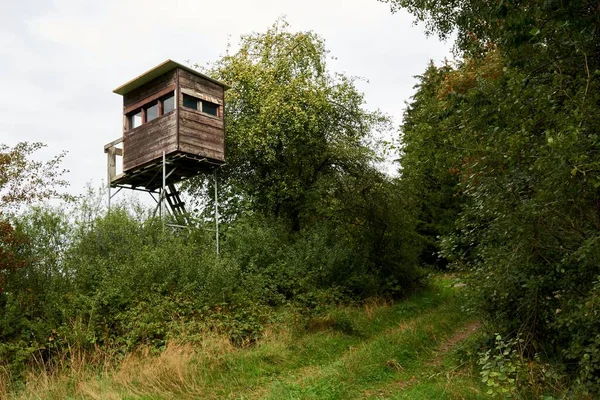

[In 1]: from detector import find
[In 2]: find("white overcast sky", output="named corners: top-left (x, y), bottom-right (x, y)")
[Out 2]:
top-left (0, 0), bottom-right (452, 197)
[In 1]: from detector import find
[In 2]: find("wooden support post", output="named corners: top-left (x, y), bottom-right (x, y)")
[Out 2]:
top-left (106, 147), bottom-right (112, 210)
top-left (104, 138), bottom-right (123, 211)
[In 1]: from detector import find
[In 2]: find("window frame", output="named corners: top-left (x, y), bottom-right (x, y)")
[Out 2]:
top-left (200, 100), bottom-right (219, 117)
top-left (144, 101), bottom-right (159, 123)
top-left (180, 90), bottom-right (222, 119)
top-left (182, 93), bottom-right (199, 111)
top-left (162, 92), bottom-right (175, 115)
top-left (125, 89), bottom-right (177, 132)
top-left (129, 110), bottom-right (143, 129)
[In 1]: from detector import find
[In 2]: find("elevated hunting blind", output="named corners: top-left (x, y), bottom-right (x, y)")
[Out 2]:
top-left (104, 60), bottom-right (228, 232)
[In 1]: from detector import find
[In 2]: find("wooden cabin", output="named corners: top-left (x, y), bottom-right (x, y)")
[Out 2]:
top-left (105, 60), bottom-right (228, 190)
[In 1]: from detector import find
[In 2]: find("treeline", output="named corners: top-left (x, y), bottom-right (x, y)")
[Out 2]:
top-left (383, 0), bottom-right (600, 395)
top-left (0, 22), bottom-right (423, 380)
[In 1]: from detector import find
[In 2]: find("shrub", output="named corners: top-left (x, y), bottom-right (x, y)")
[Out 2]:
top-left (0, 184), bottom-right (426, 380)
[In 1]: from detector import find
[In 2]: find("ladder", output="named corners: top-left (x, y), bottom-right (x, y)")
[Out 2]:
top-left (164, 183), bottom-right (188, 224)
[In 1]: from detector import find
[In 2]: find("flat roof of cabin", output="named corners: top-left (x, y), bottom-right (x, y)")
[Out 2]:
top-left (113, 59), bottom-right (230, 96)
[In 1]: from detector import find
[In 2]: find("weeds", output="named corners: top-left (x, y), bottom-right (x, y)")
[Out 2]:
top-left (4, 278), bottom-right (487, 399)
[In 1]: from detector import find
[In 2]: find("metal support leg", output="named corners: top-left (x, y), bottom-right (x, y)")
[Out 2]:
top-left (161, 151), bottom-right (166, 228)
top-left (108, 186), bottom-right (123, 211)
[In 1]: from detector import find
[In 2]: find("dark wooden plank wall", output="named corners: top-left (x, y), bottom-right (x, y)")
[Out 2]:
top-left (178, 69), bottom-right (223, 99)
top-left (121, 70), bottom-right (177, 173)
top-left (123, 113), bottom-right (177, 171)
top-left (177, 68), bottom-right (225, 162)
top-left (123, 70), bottom-right (176, 109)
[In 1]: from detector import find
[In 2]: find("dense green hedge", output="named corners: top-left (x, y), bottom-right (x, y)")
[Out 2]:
top-left (0, 188), bottom-right (423, 377)
top-left (391, 0), bottom-right (600, 393)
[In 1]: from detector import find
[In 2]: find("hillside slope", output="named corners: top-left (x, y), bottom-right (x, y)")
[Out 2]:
top-left (6, 277), bottom-right (485, 400)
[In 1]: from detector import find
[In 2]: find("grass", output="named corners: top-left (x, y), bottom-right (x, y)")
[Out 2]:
top-left (2, 276), bottom-right (487, 399)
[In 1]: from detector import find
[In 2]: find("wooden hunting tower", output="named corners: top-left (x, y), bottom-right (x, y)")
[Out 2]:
top-left (104, 60), bottom-right (228, 223)
top-left (105, 59), bottom-right (228, 191)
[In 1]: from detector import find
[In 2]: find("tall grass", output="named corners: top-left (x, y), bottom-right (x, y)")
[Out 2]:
top-left (4, 278), bottom-right (486, 400)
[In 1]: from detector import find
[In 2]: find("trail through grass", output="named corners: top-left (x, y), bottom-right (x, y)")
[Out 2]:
top-left (5, 276), bottom-right (487, 399)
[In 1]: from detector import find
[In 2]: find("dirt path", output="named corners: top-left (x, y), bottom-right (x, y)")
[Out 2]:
top-left (427, 321), bottom-right (481, 367)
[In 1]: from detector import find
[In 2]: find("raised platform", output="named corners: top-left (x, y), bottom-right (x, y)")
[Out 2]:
top-left (110, 152), bottom-right (223, 191)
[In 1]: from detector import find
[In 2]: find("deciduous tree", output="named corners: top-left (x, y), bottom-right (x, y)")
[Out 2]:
top-left (190, 20), bottom-right (389, 231)
top-left (0, 142), bottom-right (70, 211)
top-left (0, 141), bottom-right (70, 291)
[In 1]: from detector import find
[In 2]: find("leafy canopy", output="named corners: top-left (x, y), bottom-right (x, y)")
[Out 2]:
top-left (191, 20), bottom-right (389, 230)
top-left (386, 0), bottom-right (600, 393)
top-left (0, 142), bottom-right (70, 211)
top-left (0, 142), bottom-right (70, 294)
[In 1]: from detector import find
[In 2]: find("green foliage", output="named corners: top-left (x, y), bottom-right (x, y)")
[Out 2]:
top-left (0, 219), bottom-right (30, 292)
top-left (386, 0), bottom-right (600, 394)
top-left (0, 142), bottom-right (71, 210)
top-left (399, 62), bottom-right (463, 268)
top-left (381, 0), bottom-right (600, 64)
top-left (0, 141), bottom-right (71, 307)
top-left (0, 205), bottom-right (222, 373)
top-left (189, 19), bottom-right (389, 231)
top-left (479, 334), bottom-right (523, 398)
top-left (0, 194), bottom-right (422, 378)
top-left (186, 20), bottom-right (424, 298)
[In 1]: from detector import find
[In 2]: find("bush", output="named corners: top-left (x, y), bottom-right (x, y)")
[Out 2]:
top-left (0, 175), bottom-right (426, 380)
